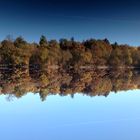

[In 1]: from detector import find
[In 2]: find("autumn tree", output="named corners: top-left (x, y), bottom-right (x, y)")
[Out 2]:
top-left (14, 36), bottom-right (27, 48)
top-left (39, 35), bottom-right (48, 47)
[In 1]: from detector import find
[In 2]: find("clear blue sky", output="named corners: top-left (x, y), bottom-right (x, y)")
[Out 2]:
top-left (1, 90), bottom-right (140, 140)
top-left (0, 0), bottom-right (140, 46)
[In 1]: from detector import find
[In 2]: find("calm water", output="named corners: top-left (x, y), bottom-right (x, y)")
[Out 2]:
top-left (0, 90), bottom-right (140, 140)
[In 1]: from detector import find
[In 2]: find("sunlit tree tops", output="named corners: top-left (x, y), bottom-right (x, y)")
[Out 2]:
top-left (0, 35), bottom-right (139, 67)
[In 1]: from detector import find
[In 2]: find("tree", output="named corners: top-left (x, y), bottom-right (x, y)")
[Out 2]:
top-left (39, 35), bottom-right (48, 47)
top-left (0, 39), bottom-right (15, 64)
top-left (103, 38), bottom-right (110, 44)
top-left (59, 38), bottom-right (75, 50)
top-left (14, 36), bottom-right (27, 48)
top-left (49, 40), bottom-right (60, 48)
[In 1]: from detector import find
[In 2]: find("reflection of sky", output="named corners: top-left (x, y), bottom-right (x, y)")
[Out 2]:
top-left (0, 0), bottom-right (140, 46)
top-left (0, 90), bottom-right (140, 140)
top-left (1, 17), bottom-right (140, 46)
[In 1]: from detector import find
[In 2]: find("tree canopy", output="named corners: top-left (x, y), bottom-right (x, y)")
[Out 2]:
top-left (0, 36), bottom-right (139, 68)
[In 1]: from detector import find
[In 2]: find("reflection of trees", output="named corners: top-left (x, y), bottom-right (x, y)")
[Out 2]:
top-left (0, 67), bottom-right (140, 101)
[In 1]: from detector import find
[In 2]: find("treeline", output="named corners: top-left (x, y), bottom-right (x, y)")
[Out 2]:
top-left (0, 36), bottom-right (140, 67)
top-left (0, 68), bottom-right (140, 101)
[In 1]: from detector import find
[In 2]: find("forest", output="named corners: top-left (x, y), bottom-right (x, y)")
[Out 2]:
top-left (0, 35), bottom-right (140, 68)
top-left (1, 36), bottom-right (140, 101)
top-left (0, 66), bottom-right (140, 101)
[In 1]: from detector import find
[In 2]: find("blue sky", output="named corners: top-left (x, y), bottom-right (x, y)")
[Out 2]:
top-left (1, 90), bottom-right (140, 140)
top-left (0, 0), bottom-right (140, 46)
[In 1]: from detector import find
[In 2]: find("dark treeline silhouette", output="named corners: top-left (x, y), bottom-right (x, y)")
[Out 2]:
top-left (0, 67), bottom-right (140, 101)
top-left (0, 35), bottom-right (140, 68)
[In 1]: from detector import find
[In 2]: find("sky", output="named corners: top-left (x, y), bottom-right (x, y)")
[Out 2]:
top-left (0, 0), bottom-right (140, 45)
top-left (1, 91), bottom-right (140, 140)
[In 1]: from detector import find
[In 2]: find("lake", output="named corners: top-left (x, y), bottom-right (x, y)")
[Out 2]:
top-left (0, 68), bottom-right (140, 140)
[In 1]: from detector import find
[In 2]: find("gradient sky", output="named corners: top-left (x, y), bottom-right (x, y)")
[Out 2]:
top-left (1, 90), bottom-right (140, 140)
top-left (1, 0), bottom-right (140, 45)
